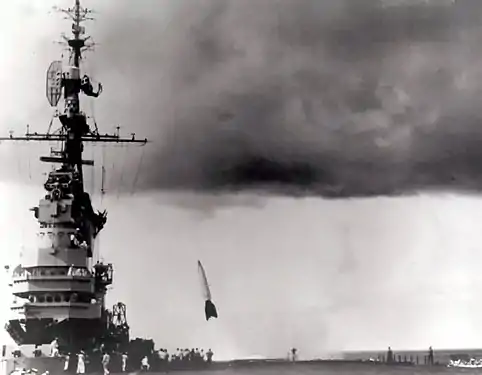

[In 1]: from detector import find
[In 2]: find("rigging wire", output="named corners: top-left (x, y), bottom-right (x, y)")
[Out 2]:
top-left (17, 144), bottom-right (26, 254)
top-left (94, 147), bottom-right (105, 266)
top-left (130, 146), bottom-right (146, 195)
top-left (28, 158), bottom-right (32, 181)
top-left (16, 144), bottom-right (22, 179)
top-left (27, 144), bottom-right (32, 181)
top-left (108, 145), bottom-right (117, 194)
top-left (90, 143), bottom-right (95, 196)
top-left (101, 144), bottom-right (106, 205)
top-left (116, 144), bottom-right (128, 200)
top-left (80, 57), bottom-right (103, 265)
top-left (82, 57), bottom-right (103, 203)
top-left (94, 230), bottom-right (100, 265)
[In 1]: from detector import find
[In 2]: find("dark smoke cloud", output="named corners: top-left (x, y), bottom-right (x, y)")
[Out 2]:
top-left (96, 0), bottom-right (482, 197)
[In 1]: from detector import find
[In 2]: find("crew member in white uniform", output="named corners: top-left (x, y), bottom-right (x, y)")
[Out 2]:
top-left (102, 352), bottom-right (110, 375)
top-left (76, 351), bottom-right (85, 375)
top-left (64, 353), bottom-right (70, 371)
top-left (121, 353), bottom-right (128, 372)
top-left (141, 356), bottom-right (150, 371)
top-left (50, 338), bottom-right (59, 357)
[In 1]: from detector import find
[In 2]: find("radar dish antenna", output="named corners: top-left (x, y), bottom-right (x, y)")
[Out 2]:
top-left (46, 60), bottom-right (63, 107)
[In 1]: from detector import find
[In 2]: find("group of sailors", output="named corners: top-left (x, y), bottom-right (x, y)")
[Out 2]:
top-left (385, 346), bottom-right (434, 365)
top-left (67, 265), bottom-right (89, 277)
top-left (48, 339), bottom-right (214, 374)
top-left (165, 348), bottom-right (214, 363)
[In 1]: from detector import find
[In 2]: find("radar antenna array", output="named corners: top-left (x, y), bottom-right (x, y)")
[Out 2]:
top-left (46, 61), bottom-right (63, 107)
top-left (0, 0), bottom-right (148, 191)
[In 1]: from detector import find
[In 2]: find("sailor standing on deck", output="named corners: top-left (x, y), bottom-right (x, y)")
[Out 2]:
top-left (50, 338), bottom-right (59, 357)
top-left (206, 349), bottom-right (213, 364)
top-left (102, 352), bottom-right (110, 375)
top-left (141, 356), bottom-right (150, 371)
top-left (291, 348), bottom-right (298, 362)
top-left (121, 353), bottom-right (128, 372)
top-left (76, 351), bottom-right (86, 375)
top-left (63, 353), bottom-right (70, 371)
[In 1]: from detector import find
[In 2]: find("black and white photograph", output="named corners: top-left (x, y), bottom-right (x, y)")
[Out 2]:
top-left (1, 0), bottom-right (482, 374)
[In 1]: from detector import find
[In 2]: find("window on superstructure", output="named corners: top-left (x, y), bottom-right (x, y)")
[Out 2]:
top-left (45, 295), bottom-right (53, 303)
top-left (38, 295), bottom-right (45, 303)
top-left (54, 295), bottom-right (61, 303)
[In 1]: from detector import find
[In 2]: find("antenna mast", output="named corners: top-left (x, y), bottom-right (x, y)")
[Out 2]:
top-left (0, 0), bottom-right (148, 192)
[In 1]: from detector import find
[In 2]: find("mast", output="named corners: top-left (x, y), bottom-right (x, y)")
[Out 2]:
top-left (0, 0), bottom-right (147, 183)
top-left (0, 0), bottom-right (147, 352)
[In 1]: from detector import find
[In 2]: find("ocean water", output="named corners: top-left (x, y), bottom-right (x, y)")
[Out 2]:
top-left (151, 363), bottom-right (466, 375)
top-left (343, 348), bottom-right (482, 363)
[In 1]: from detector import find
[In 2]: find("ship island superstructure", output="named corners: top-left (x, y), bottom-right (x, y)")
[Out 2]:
top-left (0, 0), bottom-right (147, 361)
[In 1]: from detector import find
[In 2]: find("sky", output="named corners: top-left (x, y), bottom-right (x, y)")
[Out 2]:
top-left (2, 0), bottom-right (482, 360)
